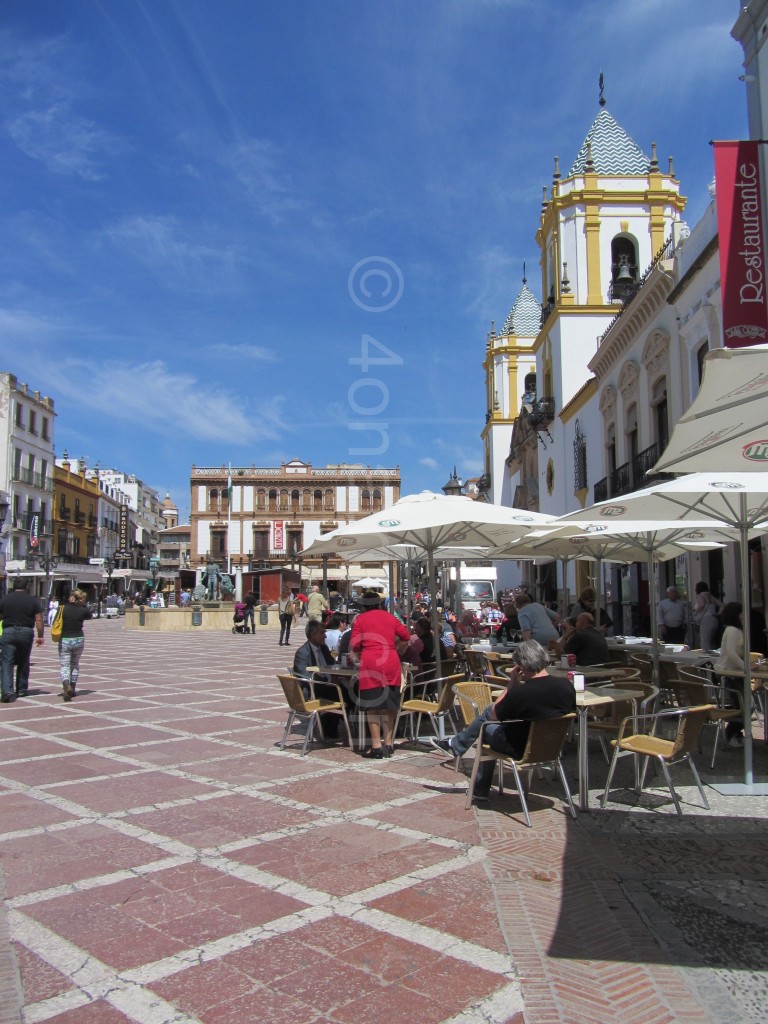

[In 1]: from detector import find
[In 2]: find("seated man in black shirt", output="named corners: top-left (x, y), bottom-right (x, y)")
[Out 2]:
top-left (430, 639), bottom-right (575, 802)
top-left (552, 612), bottom-right (609, 666)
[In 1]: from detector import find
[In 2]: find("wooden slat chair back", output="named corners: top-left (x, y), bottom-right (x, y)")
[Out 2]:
top-left (277, 674), bottom-right (350, 756)
top-left (600, 705), bottom-right (713, 818)
top-left (465, 713), bottom-right (578, 825)
top-left (463, 649), bottom-right (488, 680)
top-left (393, 673), bottom-right (464, 743)
top-left (667, 676), bottom-right (742, 768)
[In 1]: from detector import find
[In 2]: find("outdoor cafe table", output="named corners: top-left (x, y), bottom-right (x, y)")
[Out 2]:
top-left (573, 685), bottom-right (642, 812)
top-left (306, 665), bottom-right (363, 749)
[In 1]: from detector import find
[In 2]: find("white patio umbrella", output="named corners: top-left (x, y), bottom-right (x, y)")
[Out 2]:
top-left (651, 345), bottom-right (768, 475)
top-left (302, 492), bottom-right (555, 675)
top-left (353, 576), bottom-right (387, 589)
top-left (490, 529), bottom-right (726, 631)
top-left (554, 474), bottom-right (768, 788)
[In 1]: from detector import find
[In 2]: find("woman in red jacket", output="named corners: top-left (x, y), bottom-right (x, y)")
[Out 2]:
top-left (350, 591), bottom-right (410, 758)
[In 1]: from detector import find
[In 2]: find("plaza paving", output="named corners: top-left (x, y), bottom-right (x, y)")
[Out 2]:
top-left (0, 622), bottom-right (765, 1024)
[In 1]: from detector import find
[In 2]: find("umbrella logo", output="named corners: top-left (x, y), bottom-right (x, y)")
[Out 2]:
top-left (710, 481), bottom-right (744, 489)
top-left (742, 440), bottom-right (768, 462)
top-left (599, 505), bottom-right (627, 517)
top-left (377, 519), bottom-right (400, 527)
top-left (569, 538), bottom-right (589, 545)
top-left (337, 538), bottom-right (358, 547)
top-left (584, 525), bottom-right (608, 532)
top-left (683, 531), bottom-right (705, 539)
top-left (512, 515), bottom-right (534, 522)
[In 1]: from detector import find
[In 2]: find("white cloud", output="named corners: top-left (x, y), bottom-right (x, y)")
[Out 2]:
top-left (103, 215), bottom-right (244, 289)
top-left (39, 359), bottom-right (287, 445)
top-left (223, 137), bottom-right (306, 223)
top-left (6, 103), bottom-right (122, 181)
top-left (419, 457), bottom-right (438, 469)
top-left (210, 343), bottom-right (279, 363)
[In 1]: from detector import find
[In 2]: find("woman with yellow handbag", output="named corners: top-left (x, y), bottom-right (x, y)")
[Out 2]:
top-left (57, 590), bottom-right (93, 702)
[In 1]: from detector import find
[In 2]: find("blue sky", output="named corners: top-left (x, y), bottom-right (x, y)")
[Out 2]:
top-left (0, 0), bottom-right (747, 521)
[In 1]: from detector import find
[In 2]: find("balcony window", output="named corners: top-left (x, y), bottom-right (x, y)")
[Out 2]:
top-left (573, 421), bottom-right (588, 494)
top-left (14, 404), bottom-right (23, 428)
top-left (42, 417), bottom-right (50, 441)
top-left (652, 379), bottom-right (669, 450)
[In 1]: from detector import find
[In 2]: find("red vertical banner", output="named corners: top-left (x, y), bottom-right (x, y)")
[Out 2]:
top-left (273, 520), bottom-right (284, 551)
top-left (713, 140), bottom-right (768, 347)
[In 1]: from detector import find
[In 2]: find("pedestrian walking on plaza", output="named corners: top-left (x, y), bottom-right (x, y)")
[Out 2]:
top-left (58, 589), bottom-right (93, 702)
top-left (278, 585), bottom-right (296, 646)
top-left (243, 590), bottom-right (257, 634)
top-left (306, 584), bottom-right (329, 622)
top-left (692, 581), bottom-right (722, 650)
top-left (0, 580), bottom-right (45, 702)
top-left (657, 586), bottom-right (687, 644)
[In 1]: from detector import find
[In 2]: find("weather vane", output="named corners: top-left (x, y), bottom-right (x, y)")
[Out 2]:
top-left (599, 71), bottom-right (605, 108)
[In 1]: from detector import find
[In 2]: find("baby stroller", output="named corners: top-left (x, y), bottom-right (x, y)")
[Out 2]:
top-left (232, 601), bottom-right (250, 634)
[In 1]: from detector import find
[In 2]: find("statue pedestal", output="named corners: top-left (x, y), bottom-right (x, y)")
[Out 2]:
top-left (202, 601), bottom-right (221, 609)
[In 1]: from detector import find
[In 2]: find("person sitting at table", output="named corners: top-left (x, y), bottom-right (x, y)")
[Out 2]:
top-left (516, 593), bottom-right (559, 646)
top-left (456, 610), bottom-right (481, 642)
top-left (429, 639), bottom-right (576, 803)
top-left (293, 620), bottom-right (344, 740)
top-left (498, 598), bottom-right (520, 643)
top-left (657, 586), bottom-right (687, 645)
top-left (350, 590), bottom-right (411, 758)
top-left (403, 622), bottom-right (425, 669)
top-left (324, 615), bottom-right (344, 654)
top-left (568, 587), bottom-right (612, 636)
top-left (714, 601), bottom-right (746, 747)
top-left (551, 612), bottom-right (609, 666)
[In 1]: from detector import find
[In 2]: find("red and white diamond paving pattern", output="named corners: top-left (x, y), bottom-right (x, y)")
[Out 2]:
top-left (0, 623), bottom-right (760, 1023)
top-left (0, 625), bottom-right (522, 1024)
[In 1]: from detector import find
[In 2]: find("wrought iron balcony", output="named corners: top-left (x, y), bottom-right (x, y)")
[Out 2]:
top-left (594, 441), bottom-right (674, 501)
top-left (528, 397), bottom-right (555, 430)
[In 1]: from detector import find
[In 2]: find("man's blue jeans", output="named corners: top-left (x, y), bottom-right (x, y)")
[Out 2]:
top-left (0, 627), bottom-right (35, 696)
top-left (451, 706), bottom-right (524, 796)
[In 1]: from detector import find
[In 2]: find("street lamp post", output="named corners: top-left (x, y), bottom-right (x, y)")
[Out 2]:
top-left (149, 556), bottom-right (160, 597)
top-left (25, 547), bottom-right (58, 606)
top-left (101, 554), bottom-right (116, 616)
top-left (0, 494), bottom-right (9, 596)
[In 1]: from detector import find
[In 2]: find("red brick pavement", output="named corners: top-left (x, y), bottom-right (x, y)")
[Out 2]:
top-left (0, 624), bottom-right (522, 1023)
top-left (0, 621), bottom-right (765, 1023)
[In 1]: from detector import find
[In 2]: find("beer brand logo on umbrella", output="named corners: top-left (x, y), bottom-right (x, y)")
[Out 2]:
top-left (337, 537), bottom-right (358, 547)
top-left (742, 439), bottom-right (768, 462)
top-left (710, 481), bottom-right (744, 489)
top-left (377, 519), bottom-right (400, 527)
top-left (599, 505), bottom-right (627, 517)
top-left (584, 525), bottom-right (608, 532)
top-left (512, 515), bottom-right (534, 522)
top-left (569, 537), bottom-right (589, 545)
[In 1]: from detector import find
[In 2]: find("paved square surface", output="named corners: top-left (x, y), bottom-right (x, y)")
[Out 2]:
top-left (0, 621), bottom-right (765, 1023)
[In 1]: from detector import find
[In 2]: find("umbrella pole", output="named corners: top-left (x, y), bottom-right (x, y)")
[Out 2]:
top-left (388, 560), bottom-right (395, 616)
top-left (594, 557), bottom-right (604, 631)
top-left (739, 504), bottom-right (754, 787)
top-left (647, 546), bottom-right (660, 689)
top-left (426, 532), bottom-right (446, 741)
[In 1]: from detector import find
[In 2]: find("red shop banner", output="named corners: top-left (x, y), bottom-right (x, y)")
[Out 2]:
top-left (713, 140), bottom-right (768, 348)
top-left (273, 520), bottom-right (284, 551)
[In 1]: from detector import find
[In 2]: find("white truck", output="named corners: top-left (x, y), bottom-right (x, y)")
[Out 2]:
top-left (447, 565), bottom-right (497, 611)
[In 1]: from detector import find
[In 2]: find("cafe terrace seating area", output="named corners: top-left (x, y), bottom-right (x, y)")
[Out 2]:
top-left (277, 636), bottom-right (768, 822)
